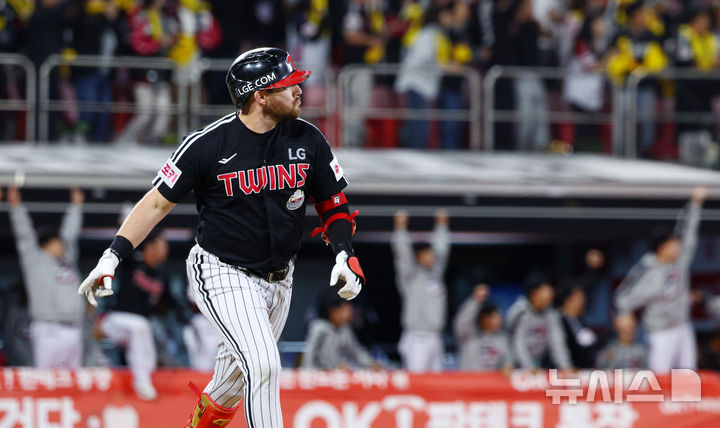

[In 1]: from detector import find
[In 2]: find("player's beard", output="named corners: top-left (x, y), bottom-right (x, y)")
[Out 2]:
top-left (266, 95), bottom-right (302, 122)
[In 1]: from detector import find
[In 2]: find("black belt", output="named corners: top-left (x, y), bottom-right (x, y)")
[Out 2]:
top-left (237, 255), bottom-right (296, 283)
top-left (241, 266), bottom-right (290, 282)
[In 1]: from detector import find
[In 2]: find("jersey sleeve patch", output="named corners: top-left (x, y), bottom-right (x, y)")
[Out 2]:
top-left (157, 158), bottom-right (183, 189)
top-left (329, 156), bottom-right (344, 182)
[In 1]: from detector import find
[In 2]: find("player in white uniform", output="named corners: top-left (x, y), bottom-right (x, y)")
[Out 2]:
top-left (4, 186), bottom-right (85, 368)
top-left (614, 186), bottom-right (706, 373)
top-left (392, 209), bottom-right (450, 372)
top-left (78, 48), bottom-right (365, 427)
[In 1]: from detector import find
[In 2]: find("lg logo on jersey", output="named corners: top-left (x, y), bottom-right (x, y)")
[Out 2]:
top-left (288, 148), bottom-right (306, 160)
top-left (217, 163), bottom-right (310, 196)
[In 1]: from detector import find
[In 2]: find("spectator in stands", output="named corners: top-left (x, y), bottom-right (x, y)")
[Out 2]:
top-left (454, 284), bottom-right (513, 373)
top-left (302, 293), bottom-right (377, 370)
top-left (495, 0), bottom-right (550, 151)
top-left (171, 0), bottom-right (222, 86)
top-left (532, 0), bottom-right (568, 66)
top-left (507, 275), bottom-right (572, 370)
top-left (606, 1), bottom-right (668, 157)
top-left (24, 0), bottom-right (70, 141)
top-left (97, 228), bottom-right (177, 400)
top-left (395, 2), bottom-right (456, 148)
top-left (4, 186), bottom-right (85, 368)
top-left (673, 6), bottom-right (719, 167)
top-left (341, 0), bottom-right (388, 147)
top-left (614, 186), bottom-right (705, 373)
top-left (562, 13), bottom-right (611, 151)
top-left (66, 0), bottom-right (123, 143)
top-left (292, 0), bottom-right (334, 135)
top-left (555, 279), bottom-right (598, 369)
top-left (596, 314), bottom-right (647, 369)
top-left (116, 0), bottom-right (178, 145)
top-left (0, 0), bottom-right (30, 141)
top-left (392, 208), bottom-right (450, 372)
top-left (437, 0), bottom-right (475, 149)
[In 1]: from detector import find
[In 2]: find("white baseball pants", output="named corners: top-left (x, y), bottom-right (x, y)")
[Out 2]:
top-left (398, 330), bottom-right (444, 373)
top-left (100, 311), bottom-right (157, 386)
top-left (187, 244), bottom-right (293, 428)
top-left (648, 321), bottom-right (697, 374)
top-left (30, 321), bottom-right (82, 368)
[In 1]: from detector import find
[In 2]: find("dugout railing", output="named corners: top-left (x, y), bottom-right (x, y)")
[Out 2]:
top-left (0, 53), bottom-right (37, 142)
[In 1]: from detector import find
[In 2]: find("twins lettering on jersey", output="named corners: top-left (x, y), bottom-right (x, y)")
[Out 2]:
top-left (217, 163), bottom-right (310, 197)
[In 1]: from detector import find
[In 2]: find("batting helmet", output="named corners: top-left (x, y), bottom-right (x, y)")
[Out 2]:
top-left (226, 47), bottom-right (311, 109)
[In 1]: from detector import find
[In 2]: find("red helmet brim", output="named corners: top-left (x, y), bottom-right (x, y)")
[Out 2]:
top-left (266, 69), bottom-right (311, 89)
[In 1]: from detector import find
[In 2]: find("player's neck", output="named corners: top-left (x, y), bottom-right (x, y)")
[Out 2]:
top-left (237, 111), bottom-right (278, 134)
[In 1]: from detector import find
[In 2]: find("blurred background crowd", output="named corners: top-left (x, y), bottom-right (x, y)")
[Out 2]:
top-left (2, 0), bottom-right (720, 403)
top-left (2, 184), bottom-right (720, 400)
top-left (1, 0), bottom-right (720, 162)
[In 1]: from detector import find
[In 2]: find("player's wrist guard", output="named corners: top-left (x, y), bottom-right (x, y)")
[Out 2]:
top-left (108, 234), bottom-right (134, 262)
top-left (311, 192), bottom-right (358, 251)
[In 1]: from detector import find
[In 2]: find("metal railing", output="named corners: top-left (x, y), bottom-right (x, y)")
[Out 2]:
top-left (0, 53), bottom-right (37, 141)
top-left (626, 68), bottom-right (720, 158)
top-left (338, 63), bottom-right (482, 149)
top-left (8, 51), bottom-right (719, 156)
top-left (483, 65), bottom-right (623, 154)
top-left (38, 54), bottom-right (189, 142)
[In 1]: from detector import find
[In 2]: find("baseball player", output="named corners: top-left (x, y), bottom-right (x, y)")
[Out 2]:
top-left (97, 228), bottom-right (177, 400)
top-left (506, 276), bottom-right (572, 370)
top-left (614, 186), bottom-right (706, 373)
top-left (302, 294), bottom-right (376, 370)
top-left (77, 47), bottom-right (365, 428)
top-left (4, 186), bottom-right (85, 368)
top-left (392, 209), bottom-right (450, 372)
top-left (596, 314), bottom-right (647, 369)
top-left (453, 284), bottom-right (513, 373)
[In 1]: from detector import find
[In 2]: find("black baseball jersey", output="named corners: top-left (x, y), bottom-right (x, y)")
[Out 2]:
top-left (152, 113), bottom-right (348, 270)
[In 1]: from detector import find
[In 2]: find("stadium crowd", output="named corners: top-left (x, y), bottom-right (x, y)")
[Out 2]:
top-left (0, 0), bottom-right (720, 157)
top-left (2, 185), bottom-right (720, 401)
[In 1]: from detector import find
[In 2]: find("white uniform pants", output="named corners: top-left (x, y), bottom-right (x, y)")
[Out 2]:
top-left (100, 312), bottom-right (157, 385)
top-left (187, 244), bottom-right (292, 428)
top-left (30, 321), bottom-right (82, 368)
top-left (398, 331), bottom-right (443, 372)
top-left (648, 322), bottom-right (697, 373)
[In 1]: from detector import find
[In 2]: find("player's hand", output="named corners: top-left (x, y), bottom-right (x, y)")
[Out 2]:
top-left (473, 283), bottom-right (490, 302)
top-left (6, 185), bottom-right (21, 207)
top-left (435, 208), bottom-right (449, 226)
top-left (692, 186), bottom-right (707, 205)
top-left (394, 210), bottom-right (409, 230)
top-left (330, 250), bottom-right (365, 300)
top-left (70, 188), bottom-right (85, 205)
top-left (78, 249), bottom-right (119, 307)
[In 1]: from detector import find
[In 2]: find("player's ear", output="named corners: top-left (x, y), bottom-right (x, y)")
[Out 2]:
top-left (254, 90), bottom-right (268, 107)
